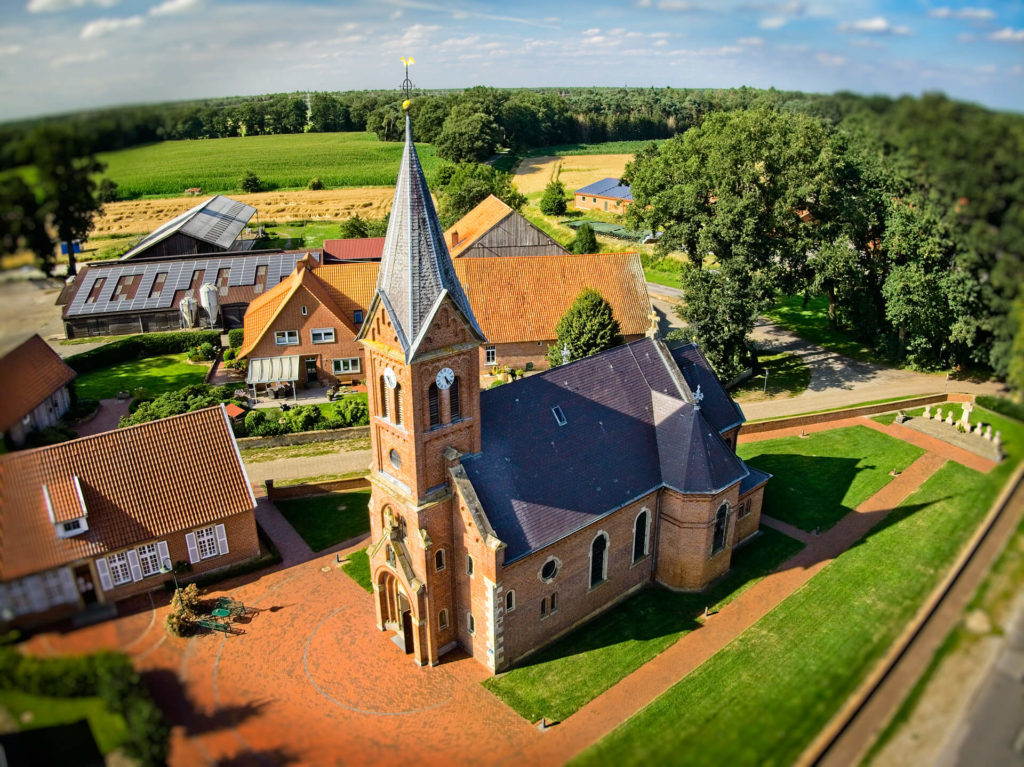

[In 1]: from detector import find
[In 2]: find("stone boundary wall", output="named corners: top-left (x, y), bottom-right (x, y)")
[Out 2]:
top-left (742, 393), bottom-right (972, 435)
top-left (266, 476), bottom-right (370, 500)
top-left (237, 425), bottom-right (369, 450)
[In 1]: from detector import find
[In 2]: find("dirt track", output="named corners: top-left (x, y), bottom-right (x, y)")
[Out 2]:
top-left (92, 188), bottom-right (395, 236)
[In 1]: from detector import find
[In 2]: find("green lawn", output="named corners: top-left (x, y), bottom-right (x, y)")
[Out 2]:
top-left (525, 139), bottom-right (667, 157)
top-left (573, 407), bottom-right (1024, 767)
top-left (342, 548), bottom-right (373, 592)
top-left (74, 353), bottom-right (210, 400)
top-left (737, 425), bottom-right (925, 531)
top-left (275, 489), bottom-right (371, 551)
top-left (733, 351), bottom-right (811, 402)
top-left (98, 131), bottom-right (442, 198)
top-left (255, 220), bottom-right (346, 250)
top-left (765, 294), bottom-right (881, 364)
top-left (482, 527), bottom-right (803, 723)
top-left (643, 264), bottom-right (682, 289)
top-left (0, 690), bottom-right (128, 755)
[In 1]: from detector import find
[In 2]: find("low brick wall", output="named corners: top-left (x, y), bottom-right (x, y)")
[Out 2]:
top-left (236, 425), bottom-right (369, 450)
top-left (742, 393), bottom-right (973, 435)
top-left (266, 476), bottom-right (370, 500)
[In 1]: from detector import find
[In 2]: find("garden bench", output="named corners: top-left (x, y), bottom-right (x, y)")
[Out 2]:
top-left (198, 618), bottom-right (244, 635)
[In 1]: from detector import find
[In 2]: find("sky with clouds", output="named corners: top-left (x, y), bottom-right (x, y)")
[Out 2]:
top-left (0, 0), bottom-right (1021, 121)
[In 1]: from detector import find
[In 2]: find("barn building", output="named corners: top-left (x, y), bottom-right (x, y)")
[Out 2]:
top-left (120, 195), bottom-right (257, 260)
top-left (445, 195), bottom-right (567, 258)
top-left (0, 335), bottom-right (77, 448)
top-left (357, 111), bottom-right (769, 672)
top-left (574, 178), bottom-right (634, 212)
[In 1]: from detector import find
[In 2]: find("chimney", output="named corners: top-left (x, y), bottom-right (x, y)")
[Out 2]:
top-left (451, 230), bottom-right (459, 247)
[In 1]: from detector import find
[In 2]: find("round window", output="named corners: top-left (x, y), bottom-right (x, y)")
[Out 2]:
top-left (540, 558), bottom-right (558, 581)
top-left (389, 449), bottom-right (402, 470)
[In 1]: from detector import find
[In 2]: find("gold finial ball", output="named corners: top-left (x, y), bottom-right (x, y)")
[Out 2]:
top-left (402, 99), bottom-right (411, 110)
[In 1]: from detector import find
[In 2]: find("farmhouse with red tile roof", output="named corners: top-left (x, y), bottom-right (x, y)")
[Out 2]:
top-left (0, 335), bottom-right (77, 447)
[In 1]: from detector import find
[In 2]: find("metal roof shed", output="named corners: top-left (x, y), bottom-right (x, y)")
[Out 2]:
top-left (121, 195), bottom-right (257, 260)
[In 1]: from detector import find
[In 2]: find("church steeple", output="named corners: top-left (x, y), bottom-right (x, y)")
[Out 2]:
top-left (358, 111), bottom-right (484, 361)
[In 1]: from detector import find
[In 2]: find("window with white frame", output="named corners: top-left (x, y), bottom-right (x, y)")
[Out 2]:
top-left (137, 543), bottom-right (160, 577)
top-left (333, 358), bottom-right (360, 375)
top-left (311, 328), bottom-right (336, 344)
top-left (195, 526), bottom-right (219, 559)
top-left (275, 330), bottom-right (299, 345)
top-left (108, 551), bottom-right (132, 585)
top-left (485, 346), bottom-right (496, 365)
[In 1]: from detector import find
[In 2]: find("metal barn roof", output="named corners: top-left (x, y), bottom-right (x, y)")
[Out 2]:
top-left (121, 195), bottom-right (257, 260)
top-left (575, 178), bottom-right (634, 201)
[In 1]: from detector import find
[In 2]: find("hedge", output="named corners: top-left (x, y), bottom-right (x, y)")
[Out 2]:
top-left (227, 328), bottom-right (244, 349)
top-left (977, 395), bottom-right (1024, 423)
top-left (65, 330), bottom-right (222, 375)
top-left (0, 647), bottom-right (169, 766)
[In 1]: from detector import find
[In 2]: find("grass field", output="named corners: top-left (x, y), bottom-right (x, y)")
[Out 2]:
top-left (0, 690), bottom-right (128, 755)
top-left (525, 139), bottom-right (667, 157)
top-left (98, 132), bottom-right (441, 199)
top-left (74, 353), bottom-right (210, 401)
top-left (256, 220), bottom-right (345, 250)
top-left (572, 406), bottom-right (1024, 767)
top-left (483, 528), bottom-right (803, 723)
top-left (342, 548), bottom-right (373, 592)
top-left (274, 489), bottom-right (371, 552)
top-left (765, 295), bottom-right (881, 364)
top-left (732, 351), bottom-right (811, 402)
top-left (737, 425), bottom-right (925, 531)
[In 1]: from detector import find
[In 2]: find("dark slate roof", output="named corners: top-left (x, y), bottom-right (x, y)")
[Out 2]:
top-left (121, 195), bottom-right (256, 259)
top-left (670, 343), bottom-right (745, 432)
top-left (462, 337), bottom-right (752, 563)
top-left (575, 177), bottom-right (633, 201)
top-left (368, 114), bottom-right (484, 361)
top-left (740, 465), bottom-right (772, 494)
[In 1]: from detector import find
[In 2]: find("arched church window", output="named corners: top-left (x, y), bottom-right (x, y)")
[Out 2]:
top-left (590, 533), bottom-right (608, 588)
top-left (505, 590), bottom-right (515, 612)
top-left (435, 549), bottom-right (446, 572)
top-left (394, 382), bottom-right (404, 426)
top-left (439, 609), bottom-right (449, 630)
top-left (379, 376), bottom-right (389, 420)
top-left (428, 383), bottom-right (440, 428)
top-left (450, 377), bottom-right (461, 421)
top-left (633, 509), bottom-right (649, 563)
top-left (712, 503), bottom-right (729, 555)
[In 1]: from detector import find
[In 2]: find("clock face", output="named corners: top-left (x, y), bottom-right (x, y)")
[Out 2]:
top-left (435, 367), bottom-right (455, 390)
top-left (383, 367), bottom-right (397, 389)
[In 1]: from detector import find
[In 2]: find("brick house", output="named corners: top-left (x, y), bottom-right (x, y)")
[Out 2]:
top-left (574, 178), bottom-right (633, 212)
top-left (0, 335), bottom-right (77, 448)
top-left (357, 113), bottom-right (769, 673)
top-left (0, 405), bottom-right (259, 629)
top-left (237, 243), bottom-right (651, 386)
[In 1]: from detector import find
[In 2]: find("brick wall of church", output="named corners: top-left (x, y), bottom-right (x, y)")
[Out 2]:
top-left (452, 491), bottom-right (502, 669)
top-left (655, 485), bottom-right (741, 591)
top-left (481, 336), bottom-right (645, 373)
top-left (734, 484), bottom-right (765, 544)
top-left (497, 493), bottom-right (656, 670)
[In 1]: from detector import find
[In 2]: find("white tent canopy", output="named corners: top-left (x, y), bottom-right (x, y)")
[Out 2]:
top-left (247, 356), bottom-right (300, 400)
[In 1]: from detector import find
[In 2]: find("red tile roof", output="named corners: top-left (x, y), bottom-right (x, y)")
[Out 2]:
top-left (223, 403), bottom-right (246, 419)
top-left (0, 405), bottom-right (255, 580)
top-left (322, 237), bottom-right (385, 262)
top-left (0, 335), bottom-right (77, 433)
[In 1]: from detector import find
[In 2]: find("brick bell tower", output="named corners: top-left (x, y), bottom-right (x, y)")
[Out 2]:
top-left (355, 102), bottom-right (486, 667)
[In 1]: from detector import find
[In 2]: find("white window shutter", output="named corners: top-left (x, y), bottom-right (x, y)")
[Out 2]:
top-left (157, 540), bottom-right (170, 568)
top-left (26, 576), bottom-right (48, 612)
top-left (95, 558), bottom-right (114, 591)
top-left (185, 532), bottom-right (200, 564)
top-left (215, 523), bottom-right (229, 555)
top-left (127, 549), bottom-right (143, 582)
top-left (60, 569), bottom-right (78, 604)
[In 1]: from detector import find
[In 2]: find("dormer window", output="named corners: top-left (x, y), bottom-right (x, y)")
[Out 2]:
top-left (43, 476), bottom-right (89, 538)
top-left (59, 518), bottom-right (88, 538)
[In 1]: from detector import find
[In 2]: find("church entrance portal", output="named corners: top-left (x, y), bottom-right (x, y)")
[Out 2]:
top-left (378, 570), bottom-right (414, 655)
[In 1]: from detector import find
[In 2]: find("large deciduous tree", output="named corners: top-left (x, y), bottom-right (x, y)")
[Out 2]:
top-left (0, 174), bottom-right (54, 274)
top-left (433, 163), bottom-right (525, 227)
top-left (546, 288), bottom-right (622, 367)
top-left (540, 179), bottom-right (568, 216)
top-left (435, 110), bottom-right (501, 164)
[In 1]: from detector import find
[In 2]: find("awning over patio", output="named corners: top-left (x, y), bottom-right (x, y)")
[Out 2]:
top-left (247, 355), bottom-right (300, 385)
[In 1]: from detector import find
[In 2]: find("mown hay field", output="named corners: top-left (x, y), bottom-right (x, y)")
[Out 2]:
top-left (514, 154), bottom-right (634, 195)
top-left (98, 132), bottom-right (441, 198)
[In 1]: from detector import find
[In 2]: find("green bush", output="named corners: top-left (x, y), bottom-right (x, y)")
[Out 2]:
top-left (243, 409), bottom-right (286, 437)
top-left (23, 423), bottom-right (78, 448)
top-left (119, 383), bottom-right (243, 427)
top-left (97, 178), bottom-right (119, 203)
top-left (227, 328), bottom-right (244, 349)
top-left (540, 179), bottom-right (568, 215)
top-left (65, 331), bottom-right (221, 375)
top-left (240, 170), bottom-right (262, 193)
top-left (283, 405), bottom-right (324, 432)
top-left (187, 341), bottom-right (218, 362)
top-left (307, 177), bottom-right (324, 190)
top-left (223, 347), bottom-right (236, 361)
top-left (977, 395), bottom-right (1024, 422)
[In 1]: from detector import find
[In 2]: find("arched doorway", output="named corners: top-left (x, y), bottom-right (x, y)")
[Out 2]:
top-left (377, 570), bottom-right (414, 654)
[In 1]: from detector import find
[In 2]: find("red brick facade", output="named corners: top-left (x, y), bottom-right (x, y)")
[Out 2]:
top-left (574, 194), bottom-right (633, 212)
top-left (480, 335), bottom-right (645, 373)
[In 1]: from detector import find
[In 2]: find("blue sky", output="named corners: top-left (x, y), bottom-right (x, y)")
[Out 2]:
top-left (0, 0), bottom-right (1021, 120)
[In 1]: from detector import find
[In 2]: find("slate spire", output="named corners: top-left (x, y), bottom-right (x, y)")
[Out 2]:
top-left (370, 112), bottom-right (484, 361)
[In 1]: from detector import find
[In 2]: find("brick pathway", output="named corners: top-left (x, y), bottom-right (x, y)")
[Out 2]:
top-left (74, 398), bottom-right (130, 437)
top-left (252, 493), bottom-right (313, 567)
top-left (760, 514), bottom-right (815, 544)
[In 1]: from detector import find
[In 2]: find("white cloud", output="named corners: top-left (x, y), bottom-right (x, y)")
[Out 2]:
top-left (52, 49), bottom-right (108, 67)
top-left (150, 0), bottom-right (199, 15)
top-left (0, 44), bottom-right (22, 55)
top-left (759, 16), bottom-right (786, 29)
top-left (654, 38), bottom-right (667, 45)
top-left (608, 27), bottom-right (625, 35)
top-left (838, 17), bottom-right (912, 36)
top-left (28, 0), bottom-right (118, 11)
top-left (815, 52), bottom-right (845, 66)
top-left (650, 31), bottom-right (671, 37)
top-left (657, 1), bottom-right (704, 10)
top-left (737, 36), bottom-right (764, 45)
top-left (929, 7), bottom-right (995, 21)
top-left (990, 27), bottom-right (1024, 43)
top-left (80, 15), bottom-right (144, 39)
top-left (582, 27), bottom-right (601, 35)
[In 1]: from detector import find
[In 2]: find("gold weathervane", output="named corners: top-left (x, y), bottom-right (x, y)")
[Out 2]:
top-left (400, 57), bottom-right (415, 109)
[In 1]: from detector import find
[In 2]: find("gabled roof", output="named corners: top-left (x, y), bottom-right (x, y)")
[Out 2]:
top-left (461, 337), bottom-right (750, 563)
top-left (363, 113), bottom-right (484, 361)
top-left (322, 237), bottom-right (385, 262)
top-left (0, 335), bottom-right (76, 433)
top-left (0, 405), bottom-right (255, 581)
top-left (121, 195), bottom-right (257, 259)
top-left (445, 195), bottom-right (513, 257)
top-left (575, 178), bottom-right (633, 201)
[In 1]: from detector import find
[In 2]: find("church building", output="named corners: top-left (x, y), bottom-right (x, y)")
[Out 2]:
top-left (357, 110), bottom-right (770, 673)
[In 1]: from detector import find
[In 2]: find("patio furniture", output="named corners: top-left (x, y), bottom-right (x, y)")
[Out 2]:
top-left (215, 596), bottom-right (249, 617)
top-left (211, 607), bottom-right (231, 618)
top-left (197, 618), bottom-right (244, 635)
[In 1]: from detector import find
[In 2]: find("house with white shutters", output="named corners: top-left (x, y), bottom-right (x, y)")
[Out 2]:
top-left (0, 405), bottom-right (259, 628)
